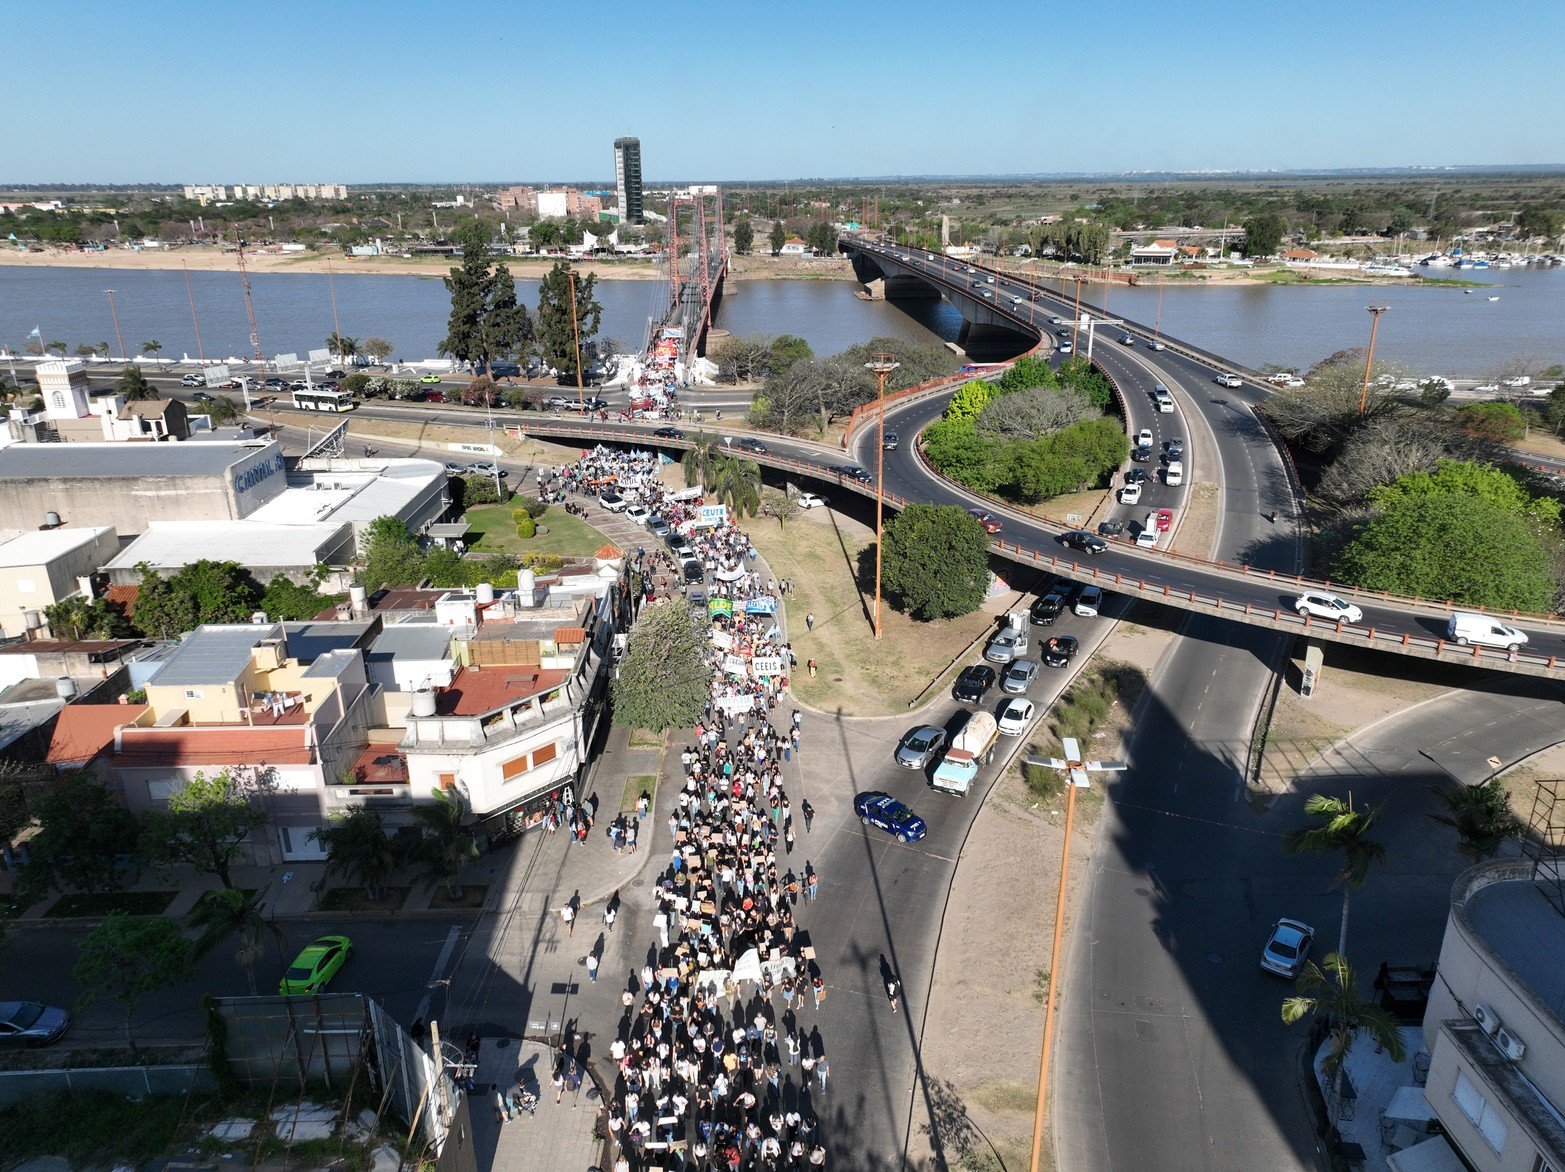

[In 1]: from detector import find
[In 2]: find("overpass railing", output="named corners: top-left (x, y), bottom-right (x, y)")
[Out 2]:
top-left (519, 417), bottom-right (1565, 641)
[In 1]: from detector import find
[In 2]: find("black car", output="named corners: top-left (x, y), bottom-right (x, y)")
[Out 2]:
top-left (654, 426), bottom-right (686, 439)
top-left (1030, 592), bottom-right (1066, 626)
top-left (841, 465), bottom-right (873, 484)
top-left (1060, 530), bottom-right (1108, 554)
top-left (953, 664), bottom-right (997, 703)
top-left (1041, 635), bottom-right (1079, 668)
top-left (1130, 447), bottom-right (1153, 463)
top-left (883, 431), bottom-right (899, 451)
top-left (191, 390), bottom-right (215, 402)
top-left (1125, 469), bottom-right (1148, 485)
top-left (1096, 518), bottom-right (1125, 537)
top-left (737, 436), bottom-right (767, 454)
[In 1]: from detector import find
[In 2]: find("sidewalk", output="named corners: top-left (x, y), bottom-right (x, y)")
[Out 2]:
top-left (468, 1037), bottom-right (606, 1172)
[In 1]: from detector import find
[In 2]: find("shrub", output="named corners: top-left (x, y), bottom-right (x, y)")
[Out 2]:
top-left (515, 514), bottom-right (536, 539)
top-left (462, 475), bottom-right (505, 505)
top-left (1023, 760), bottom-right (1066, 801)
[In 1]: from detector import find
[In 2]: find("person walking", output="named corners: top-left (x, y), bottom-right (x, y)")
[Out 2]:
top-left (604, 904), bottom-right (617, 932)
top-left (560, 904), bottom-right (575, 936)
top-left (816, 1054), bottom-right (829, 1093)
top-left (492, 1084), bottom-right (509, 1124)
top-left (806, 865), bottom-right (818, 902)
top-left (807, 658), bottom-right (817, 678)
top-left (801, 799), bottom-right (814, 832)
top-left (552, 1062), bottom-right (567, 1104)
top-left (586, 953), bottom-right (600, 983)
top-left (785, 822), bottom-right (796, 854)
top-left (805, 612), bottom-right (815, 631)
top-left (887, 977), bottom-right (901, 1013)
top-left (785, 1031), bottom-right (801, 1066)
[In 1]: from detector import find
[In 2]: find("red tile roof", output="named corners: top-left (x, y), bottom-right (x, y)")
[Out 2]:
top-left (433, 666), bottom-right (570, 716)
top-left (595, 543), bottom-right (623, 559)
top-left (554, 626), bottom-right (587, 645)
top-left (104, 584), bottom-right (139, 618)
top-left (47, 704), bottom-right (147, 767)
top-left (113, 726), bottom-right (313, 766)
top-left (346, 744), bottom-right (409, 786)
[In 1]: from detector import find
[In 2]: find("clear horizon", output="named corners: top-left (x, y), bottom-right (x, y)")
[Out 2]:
top-left (10, 0), bottom-right (1564, 185)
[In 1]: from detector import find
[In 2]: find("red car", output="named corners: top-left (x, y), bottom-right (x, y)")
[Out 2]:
top-left (968, 508), bottom-right (1002, 533)
top-left (1155, 508), bottom-right (1173, 533)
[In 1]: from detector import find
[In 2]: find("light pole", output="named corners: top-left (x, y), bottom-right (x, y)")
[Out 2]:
top-left (568, 271), bottom-right (585, 413)
top-left (1070, 277), bottom-right (1084, 354)
top-left (104, 289), bottom-right (126, 362)
top-left (865, 353), bottom-right (899, 640)
top-left (1357, 305), bottom-right (1390, 415)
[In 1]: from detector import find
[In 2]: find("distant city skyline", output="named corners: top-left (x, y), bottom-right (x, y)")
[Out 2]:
top-left (9, 0), bottom-right (1563, 184)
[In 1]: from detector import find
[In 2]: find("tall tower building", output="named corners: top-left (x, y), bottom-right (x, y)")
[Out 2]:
top-left (613, 136), bottom-right (643, 225)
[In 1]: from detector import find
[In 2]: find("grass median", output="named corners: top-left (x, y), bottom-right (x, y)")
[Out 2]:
top-left (463, 502), bottom-right (608, 558)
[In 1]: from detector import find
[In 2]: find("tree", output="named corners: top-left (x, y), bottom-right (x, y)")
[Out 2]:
top-left (536, 261), bottom-right (601, 379)
top-left (361, 337), bottom-right (395, 364)
top-left (142, 769), bottom-right (271, 890)
top-left (258, 572), bottom-right (335, 621)
top-left (75, 912), bottom-right (192, 1056)
top-left (975, 386), bottom-right (1097, 440)
top-left (805, 221), bottom-right (838, 257)
top-left (732, 217), bottom-right (755, 256)
top-left (1240, 213), bottom-right (1287, 258)
top-left (681, 433), bottom-right (726, 489)
top-left (326, 333), bottom-right (358, 366)
top-left (139, 340), bottom-right (163, 361)
top-left (712, 334), bottom-right (776, 384)
top-left (1334, 494), bottom-right (1557, 613)
top-left (116, 365), bottom-right (159, 401)
top-left (188, 394), bottom-right (242, 426)
top-left (73, 342), bottom-right (98, 358)
top-left (1283, 793), bottom-right (1388, 957)
top-left (1280, 953), bottom-right (1405, 1127)
top-left (44, 340), bottom-right (67, 357)
top-left (359, 515), bottom-right (426, 591)
top-left (439, 222), bottom-right (533, 375)
top-left (881, 504), bottom-right (991, 621)
top-left (131, 560), bottom-right (259, 639)
top-left (612, 599), bottom-right (711, 732)
top-left (17, 772), bottom-right (141, 901)
top-left (1454, 400), bottom-right (1526, 443)
top-left (769, 220), bottom-right (786, 256)
top-left (1516, 208), bottom-right (1562, 241)
top-left (314, 806), bottom-right (400, 900)
top-left (411, 788), bottom-right (478, 897)
top-left (768, 335), bottom-right (814, 374)
top-left (187, 887), bottom-right (281, 996)
top-left (710, 454), bottom-right (762, 517)
top-left (760, 486), bottom-right (799, 528)
top-left (43, 594), bottom-right (134, 640)
top-left (1428, 779), bottom-right (1523, 863)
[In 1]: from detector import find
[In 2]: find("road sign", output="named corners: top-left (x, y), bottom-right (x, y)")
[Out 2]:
top-left (204, 363), bottom-right (231, 387)
top-left (308, 348), bottom-right (332, 364)
top-left (274, 352), bottom-right (301, 371)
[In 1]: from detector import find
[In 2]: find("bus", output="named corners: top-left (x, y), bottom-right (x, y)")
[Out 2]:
top-left (292, 389), bottom-right (357, 413)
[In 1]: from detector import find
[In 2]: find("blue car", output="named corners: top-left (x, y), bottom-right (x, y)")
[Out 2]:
top-left (854, 791), bottom-right (928, 843)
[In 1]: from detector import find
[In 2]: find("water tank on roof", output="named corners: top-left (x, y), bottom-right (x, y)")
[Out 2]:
top-left (349, 584), bottom-right (368, 616)
top-left (517, 568), bottom-right (536, 605)
top-left (24, 609), bottom-right (43, 630)
top-left (410, 689), bottom-right (437, 717)
top-left (43, 511), bottom-right (61, 529)
top-left (251, 611), bottom-right (269, 625)
top-left (55, 676), bottom-right (78, 699)
top-left (476, 582), bottom-right (495, 604)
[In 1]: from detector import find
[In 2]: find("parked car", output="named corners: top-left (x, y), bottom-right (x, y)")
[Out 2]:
top-left (854, 792), bottom-right (928, 843)
top-left (653, 426), bottom-right (687, 439)
top-left (1156, 508), bottom-right (1173, 533)
top-left (1119, 482), bottom-right (1143, 505)
top-left (263, 377), bottom-right (287, 389)
top-left (625, 504), bottom-right (651, 525)
top-left (997, 697), bottom-right (1035, 736)
top-left (1260, 918), bottom-right (1315, 978)
top-left (179, 373), bottom-right (205, 387)
top-left (1124, 468), bottom-right (1147, 485)
top-left (1001, 658), bottom-right (1039, 694)
top-left (546, 395), bottom-right (570, 409)
top-left (1135, 428), bottom-right (1154, 449)
top-left (1041, 635), bottom-right (1079, 668)
top-left (1097, 518), bottom-right (1125, 538)
top-left (279, 935), bottom-right (354, 995)
top-left (1130, 447), bottom-right (1153, 463)
top-left (796, 492), bottom-right (826, 509)
top-left (598, 492), bottom-right (628, 512)
top-left (953, 664), bottom-right (997, 703)
top-left (443, 461), bottom-right (466, 475)
top-left (0, 1001), bottom-right (70, 1046)
top-left (895, 725), bottom-right (947, 769)
top-left (1060, 530), bottom-right (1107, 555)
top-left (647, 515), bottom-right (671, 538)
top-left (1294, 591), bottom-right (1363, 624)
top-left (1164, 438), bottom-right (1185, 460)
top-left (1074, 585), bottom-right (1103, 617)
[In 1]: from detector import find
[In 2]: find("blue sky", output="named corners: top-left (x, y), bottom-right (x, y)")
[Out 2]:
top-left (11, 0), bottom-right (1563, 184)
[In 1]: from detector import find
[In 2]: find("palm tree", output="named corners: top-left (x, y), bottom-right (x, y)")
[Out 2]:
top-left (187, 887), bottom-right (282, 996)
top-left (1428, 778), bottom-right (1522, 863)
top-left (681, 433), bottom-right (725, 489)
top-left (140, 339), bottom-right (163, 361)
top-left (711, 454), bottom-right (762, 517)
top-left (312, 806), bottom-right (399, 900)
top-left (1283, 792), bottom-right (1387, 957)
top-left (1282, 952), bottom-right (1406, 1126)
top-left (412, 788), bottom-right (478, 897)
top-left (44, 340), bottom-right (67, 357)
top-left (326, 333), bottom-right (359, 366)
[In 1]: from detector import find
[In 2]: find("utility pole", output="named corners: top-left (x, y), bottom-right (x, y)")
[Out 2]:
top-left (104, 289), bottom-right (126, 362)
top-left (1358, 305), bottom-right (1389, 415)
top-left (181, 262), bottom-right (206, 363)
top-left (865, 353), bottom-right (899, 640)
top-left (1070, 277), bottom-right (1084, 354)
top-left (327, 259), bottom-right (344, 368)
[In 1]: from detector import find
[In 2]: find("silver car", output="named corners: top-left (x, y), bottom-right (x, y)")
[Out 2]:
top-left (896, 725), bottom-right (946, 769)
top-left (0, 1001), bottom-right (70, 1046)
top-left (1001, 659), bottom-right (1039, 694)
top-left (984, 627), bottom-right (1030, 664)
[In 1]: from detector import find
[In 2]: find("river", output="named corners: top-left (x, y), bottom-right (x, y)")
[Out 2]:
top-left (0, 263), bottom-right (1559, 376)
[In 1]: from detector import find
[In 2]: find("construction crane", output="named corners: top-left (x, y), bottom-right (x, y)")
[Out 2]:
top-left (234, 238), bottom-right (264, 409)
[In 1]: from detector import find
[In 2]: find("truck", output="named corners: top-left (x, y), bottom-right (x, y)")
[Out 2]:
top-left (931, 711), bottom-right (999, 795)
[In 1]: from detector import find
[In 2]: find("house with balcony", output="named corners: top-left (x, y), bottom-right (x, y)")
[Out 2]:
top-left (1414, 858), bottom-right (1565, 1172)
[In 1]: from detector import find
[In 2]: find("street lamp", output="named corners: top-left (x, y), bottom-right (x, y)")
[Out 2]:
top-left (104, 289), bottom-right (127, 363)
top-left (1357, 305), bottom-right (1390, 415)
top-left (865, 352), bottom-right (899, 640)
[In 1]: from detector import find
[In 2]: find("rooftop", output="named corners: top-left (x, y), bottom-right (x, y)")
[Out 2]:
top-left (48, 703), bottom-right (147, 766)
top-left (245, 460), bottom-right (446, 527)
top-left (148, 623), bottom-right (282, 688)
top-left (280, 620), bottom-right (378, 664)
top-left (0, 526), bottom-right (114, 567)
top-left (0, 440), bottom-right (278, 480)
top-left (1462, 872), bottom-right (1565, 1028)
top-left (114, 725), bottom-right (313, 766)
top-left (368, 623), bottom-right (454, 662)
top-left (433, 665), bottom-right (570, 716)
top-left (103, 521), bottom-right (354, 573)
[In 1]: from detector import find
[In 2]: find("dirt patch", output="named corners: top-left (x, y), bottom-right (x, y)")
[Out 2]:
top-left (745, 506), bottom-right (1014, 716)
top-left (1170, 480), bottom-right (1221, 558)
top-left (1498, 741), bottom-right (1565, 822)
top-left (919, 618), bottom-right (1173, 1170)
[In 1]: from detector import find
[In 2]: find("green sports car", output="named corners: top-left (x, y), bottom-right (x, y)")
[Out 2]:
top-left (279, 935), bottom-right (353, 995)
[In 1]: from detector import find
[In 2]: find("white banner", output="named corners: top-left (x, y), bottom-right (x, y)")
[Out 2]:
top-left (448, 442), bottom-right (501, 455)
top-left (750, 655), bottom-right (784, 677)
top-left (713, 568), bottom-right (748, 583)
top-left (715, 694), bottom-right (755, 714)
top-left (203, 363), bottom-right (231, 387)
top-left (722, 654), bottom-right (749, 676)
top-left (709, 629), bottom-right (733, 651)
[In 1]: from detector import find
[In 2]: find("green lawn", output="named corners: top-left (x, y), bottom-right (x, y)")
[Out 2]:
top-left (464, 503), bottom-right (609, 558)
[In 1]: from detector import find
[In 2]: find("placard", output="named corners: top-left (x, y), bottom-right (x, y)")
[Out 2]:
top-left (744, 595), bottom-right (778, 615)
top-left (722, 654), bottom-right (749, 676)
top-left (715, 694), bottom-right (755, 714)
top-left (750, 655), bottom-right (784, 677)
top-left (709, 629), bottom-right (733, 650)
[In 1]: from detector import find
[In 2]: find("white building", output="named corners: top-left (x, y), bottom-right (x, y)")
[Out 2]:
top-left (0, 527), bottom-right (119, 639)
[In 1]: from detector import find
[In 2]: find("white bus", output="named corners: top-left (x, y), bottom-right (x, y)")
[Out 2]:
top-left (292, 389), bottom-right (357, 413)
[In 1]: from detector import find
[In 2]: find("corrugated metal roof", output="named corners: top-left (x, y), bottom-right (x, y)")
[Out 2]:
top-left (148, 624), bottom-right (279, 687)
top-left (0, 441), bottom-right (274, 480)
top-left (368, 624), bottom-right (453, 661)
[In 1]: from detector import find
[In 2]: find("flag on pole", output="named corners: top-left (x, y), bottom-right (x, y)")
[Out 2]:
top-left (27, 327), bottom-right (41, 339)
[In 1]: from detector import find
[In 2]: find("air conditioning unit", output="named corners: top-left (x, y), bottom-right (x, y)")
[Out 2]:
top-left (1473, 1003), bottom-right (1502, 1036)
top-left (1496, 1027), bottom-right (1527, 1061)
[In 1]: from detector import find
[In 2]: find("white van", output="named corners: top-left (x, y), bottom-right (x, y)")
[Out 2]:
top-left (1447, 612), bottom-right (1528, 651)
top-left (1165, 460), bottom-right (1184, 486)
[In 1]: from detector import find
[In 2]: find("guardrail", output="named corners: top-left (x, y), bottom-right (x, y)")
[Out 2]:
top-left (516, 418), bottom-right (1565, 650)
